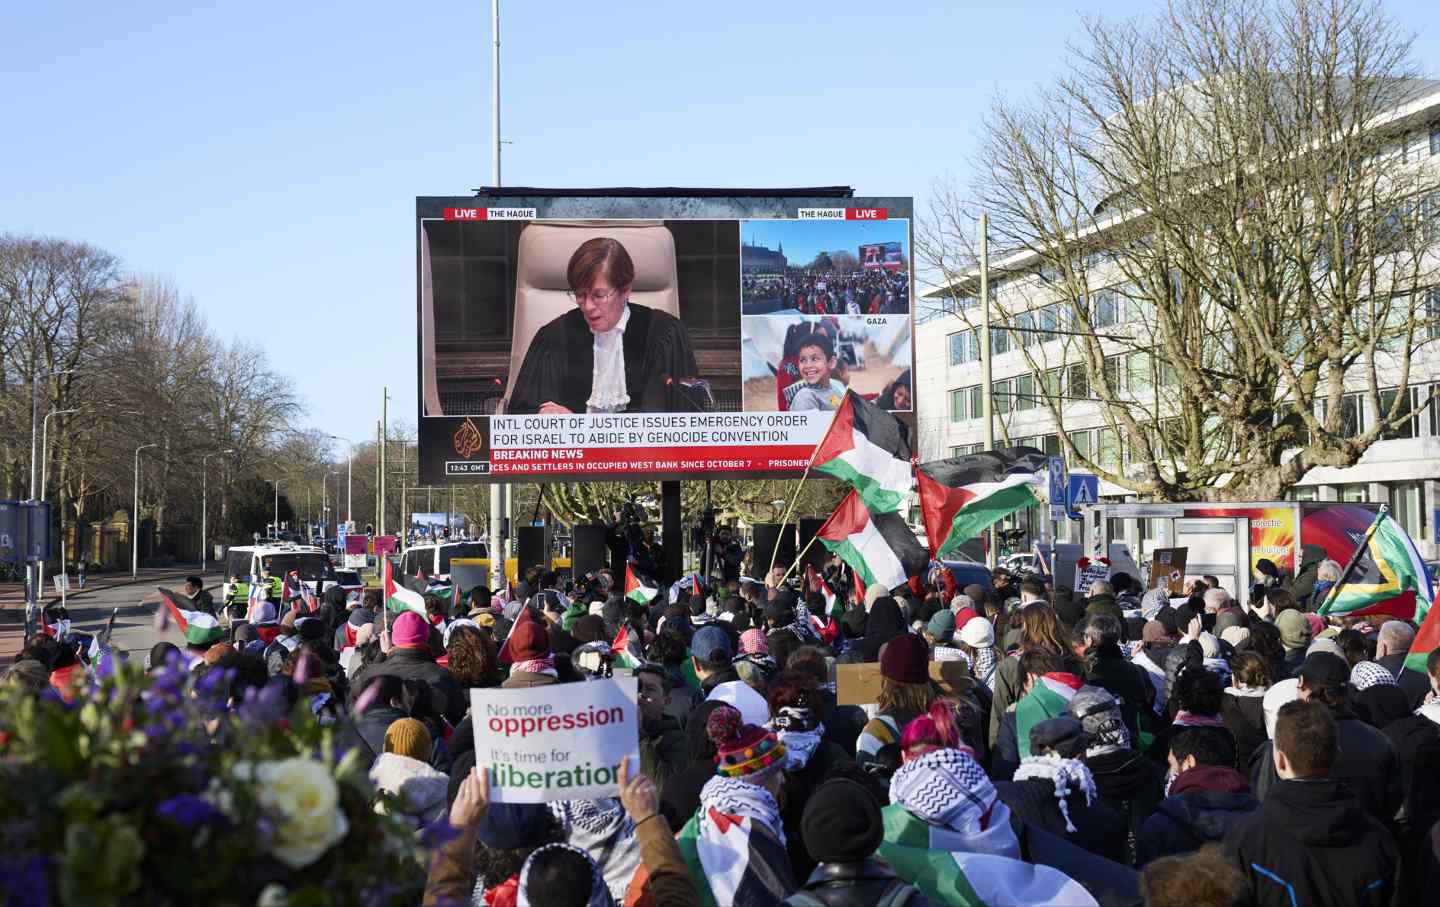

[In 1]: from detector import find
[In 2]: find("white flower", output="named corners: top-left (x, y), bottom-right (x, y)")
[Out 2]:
top-left (253, 757), bottom-right (349, 869)
top-left (257, 884), bottom-right (290, 907)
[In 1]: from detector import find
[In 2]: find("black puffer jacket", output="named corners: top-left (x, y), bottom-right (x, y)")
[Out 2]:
top-left (783, 859), bottom-right (939, 907)
top-left (1220, 690), bottom-right (1268, 770)
top-left (356, 647), bottom-right (466, 724)
top-left (995, 775), bottom-right (1127, 864)
top-left (1085, 646), bottom-right (1155, 747)
top-left (1083, 748), bottom-right (1167, 847)
top-left (1224, 778), bottom-right (1399, 907)
top-left (1135, 765), bottom-right (1258, 866)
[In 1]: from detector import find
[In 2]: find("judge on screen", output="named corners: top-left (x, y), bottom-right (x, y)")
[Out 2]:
top-left (507, 237), bottom-right (700, 415)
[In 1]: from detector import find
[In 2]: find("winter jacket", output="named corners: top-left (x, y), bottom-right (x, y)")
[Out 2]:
top-left (422, 820), bottom-right (477, 907)
top-left (1382, 706), bottom-right (1440, 838)
top-left (1280, 646), bottom-right (1307, 680)
top-left (1135, 765), bottom-right (1258, 866)
top-left (362, 646), bottom-right (466, 724)
top-left (1084, 646), bottom-right (1155, 747)
top-left (994, 776), bottom-right (1127, 864)
top-left (1250, 707), bottom-right (1402, 823)
top-left (1083, 748), bottom-right (1166, 848)
top-left (627, 812), bottom-right (703, 907)
top-left (370, 752), bottom-right (450, 826)
top-left (988, 649), bottom-right (1083, 747)
top-left (1160, 641), bottom-right (1201, 718)
top-left (782, 859), bottom-right (938, 907)
top-left (780, 740), bottom-right (856, 883)
top-left (501, 668), bottom-right (558, 689)
top-left (1224, 778), bottom-right (1399, 907)
top-left (1221, 689), bottom-right (1268, 770)
top-left (1083, 595), bottom-right (1124, 626)
top-left (819, 688), bottom-right (868, 756)
top-left (639, 713), bottom-right (688, 790)
top-left (1377, 652), bottom-right (1433, 707)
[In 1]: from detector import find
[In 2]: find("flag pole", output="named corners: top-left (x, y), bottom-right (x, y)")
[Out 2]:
top-left (1318, 504), bottom-right (1387, 615)
top-left (780, 534), bottom-right (823, 585)
top-left (767, 402), bottom-right (845, 575)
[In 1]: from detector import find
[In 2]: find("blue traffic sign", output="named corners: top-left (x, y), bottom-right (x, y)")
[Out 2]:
top-left (1066, 475), bottom-right (1099, 519)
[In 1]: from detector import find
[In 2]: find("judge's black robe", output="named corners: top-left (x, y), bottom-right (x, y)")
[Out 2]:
top-left (507, 303), bottom-right (700, 414)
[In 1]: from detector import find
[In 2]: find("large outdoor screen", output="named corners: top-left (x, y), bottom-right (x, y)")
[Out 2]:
top-left (417, 193), bottom-right (913, 483)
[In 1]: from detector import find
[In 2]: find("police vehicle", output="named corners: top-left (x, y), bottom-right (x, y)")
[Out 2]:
top-left (221, 542), bottom-right (338, 611)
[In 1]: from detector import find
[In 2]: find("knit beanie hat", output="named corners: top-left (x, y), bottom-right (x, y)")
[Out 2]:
top-left (706, 703), bottom-right (786, 780)
top-left (508, 607), bottom-right (550, 662)
top-left (392, 611), bottom-right (430, 648)
top-left (926, 610), bottom-right (956, 642)
top-left (384, 717), bottom-right (432, 761)
top-left (879, 633), bottom-right (929, 685)
top-left (802, 778), bottom-right (883, 863)
top-left (1275, 609), bottom-right (1311, 650)
top-left (739, 628), bottom-right (768, 655)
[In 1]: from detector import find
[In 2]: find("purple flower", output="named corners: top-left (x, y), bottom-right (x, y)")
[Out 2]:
top-left (1, 854), bottom-right (55, 907)
top-left (156, 794), bottom-right (223, 828)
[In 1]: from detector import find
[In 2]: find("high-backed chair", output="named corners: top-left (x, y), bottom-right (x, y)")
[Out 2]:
top-left (501, 221), bottom-right (680, 411)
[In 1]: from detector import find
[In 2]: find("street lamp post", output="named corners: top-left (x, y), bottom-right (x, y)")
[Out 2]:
top-left (36, 407), bottom-right (77, 598)
top-left (326, 435), bottom-right (354, 528)
top-left (202, 449), bottom-right (235, 573)
top-left (26, 367), bottom-right (76, 630)
top-left (133, 443), bottom-right (158, 580)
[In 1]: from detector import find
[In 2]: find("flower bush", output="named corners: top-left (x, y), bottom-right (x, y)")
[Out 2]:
top-left (0, 656), bottom-right (432, 906)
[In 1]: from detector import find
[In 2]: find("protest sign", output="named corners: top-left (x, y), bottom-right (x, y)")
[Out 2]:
top-left (837, 660), bottom-right (974, 706)
top-left (1148, 547), bottom-right (1189, 594)
top-left (470, 677), bottom-right (638, 804)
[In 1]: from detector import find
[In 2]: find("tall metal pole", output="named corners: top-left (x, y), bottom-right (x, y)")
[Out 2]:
top-left (488, 0), bottom-right (505, 591)
top-left (38, 407), bottom-right (76, 596)
top-left (274, 478), bottom-right (280, 532)
top-left (380, 388), bottom-right (388, 538)
top-left (979, 212), bottom-right (996, 569)
top-left (133, 443), bottom-right (157, 579)
top-left (375, 420), bottom-right (382, 533)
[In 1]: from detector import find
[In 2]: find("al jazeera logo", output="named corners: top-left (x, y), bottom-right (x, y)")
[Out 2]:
top-left (446, 417), bottom-right (491, 475)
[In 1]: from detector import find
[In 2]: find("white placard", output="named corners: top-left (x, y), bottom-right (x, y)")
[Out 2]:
top-left (470, 677), bottom-right (639, 803)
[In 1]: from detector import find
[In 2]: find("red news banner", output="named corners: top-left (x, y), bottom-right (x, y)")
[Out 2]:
top-left (485, 412), bottom-right (830, 475)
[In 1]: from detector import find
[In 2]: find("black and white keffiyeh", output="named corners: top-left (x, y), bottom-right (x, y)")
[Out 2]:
top-left (699, 775), bottom-right (785, 841)
top-left (546, 799), bottom-right (638, 901)
top-left (888, 747), bottom-right (995, 831)
top-left (516, 842), bottom-right (613, 907)
top-left (769, 706), bottom-right (826, 771)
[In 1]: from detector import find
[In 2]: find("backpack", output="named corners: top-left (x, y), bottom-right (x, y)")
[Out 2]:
top-left (783, 878), bottom-right (920, 907)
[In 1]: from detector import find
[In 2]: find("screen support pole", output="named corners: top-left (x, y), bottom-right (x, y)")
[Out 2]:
top-left (487, 0), bottom-right (506, 593)
top-left (661, 480), bottom-right (682, 585)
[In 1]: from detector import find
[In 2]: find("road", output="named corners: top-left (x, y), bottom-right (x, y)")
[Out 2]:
top-left (0, 569), bottom-right (214, 668)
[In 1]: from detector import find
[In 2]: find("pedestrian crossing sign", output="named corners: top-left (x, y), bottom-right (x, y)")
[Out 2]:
top-left (1068, 474), bottom-right (1099, 508)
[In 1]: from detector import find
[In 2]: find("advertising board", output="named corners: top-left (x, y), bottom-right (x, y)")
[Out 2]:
top-left (417, 194), bottom-right (913, 483)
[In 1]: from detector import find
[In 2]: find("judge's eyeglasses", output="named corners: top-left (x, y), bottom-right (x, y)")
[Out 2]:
top-left (567, 288), bottom-right (622, 304)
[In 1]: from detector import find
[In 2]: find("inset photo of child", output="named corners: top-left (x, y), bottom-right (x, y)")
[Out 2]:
top-left (740, 314), bottom-right (912, 413)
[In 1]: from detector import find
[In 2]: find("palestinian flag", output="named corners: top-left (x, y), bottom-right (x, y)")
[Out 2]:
top-left (1016, 672), bottom-right (1084, 759)
top-left (806, 563), bottom-right (838, 616)
top-left (158, 588), bottom-right (225, 647)
top-left (1318, 509), bottom-right (1435, 622)
top-left (611, 624), bottom-right (645, 670)
top-left (878, 807), bottom-right (1096, 907)
top-left (677, 806), bottom-right (794, 907)
top-left (625, 563), bottom-right (657, 606)
top-left (1405, 592), bottom-right (1440, 673)
top-left (816, 490), bottom-right (929, 592)
top-left (918, 448), bottom-right (1047, 560)
top-left (812, 390), bottom-right (914, 515)
top-left (383, 558), bottom-right (426, 616)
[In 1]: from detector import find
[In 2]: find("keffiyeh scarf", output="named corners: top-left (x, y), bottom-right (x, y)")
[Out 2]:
top-left (888, 748), bottom-right (1019, 857)
top-left (1012, 754), bottom-right (1097, 833)
top-left (699, 775), bottom-right (785, 840)
top-left (769, 707), bottom-right (826, 771)
top-left (512, 655), bottom-right (558, 678)
top-left (546, 799), bottom-right (637, 902)
top-left (516, 843), bottom-right (613, 907)
top-left (1350, 661), bottom-right (1398, 690)
top-left (786, 599), bottom-right (821, 643)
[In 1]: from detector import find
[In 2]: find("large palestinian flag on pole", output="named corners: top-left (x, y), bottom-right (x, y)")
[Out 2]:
top-left (816, 490), bottom-right (929, 592)
top-left (917, 448), bottom-right (1048, 560)
top-left (383, 557), bottom-right (426, 617)
top-left (1318, 508), bottom-right (1435, 622)
top-left (811, 390), bottom-right (914, 515)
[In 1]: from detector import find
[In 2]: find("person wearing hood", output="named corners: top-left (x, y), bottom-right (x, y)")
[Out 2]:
top-left (1250, 652), bottom-right (1402, 822)
top-left (1272, 607), bottom-right (1311, 679)
top-left (844, 596), bottom-right (905, 664)
top-left (503, 607), bottom-right (560, 690)
top-left (635, 665), bottom-right (687, 790)
top-left (370, 717), bottom-right (450, 826)
top-left (1137, 728), bottom-right (1258, 866)
top-left (765, 671), bottom-right (854, 882)
top-left (1069, 685), bottom-right (1166, 856)
top-left (1224, 699), bottom-right (1398, 907)
top-left (995, 715), bottom-right (1126, 864)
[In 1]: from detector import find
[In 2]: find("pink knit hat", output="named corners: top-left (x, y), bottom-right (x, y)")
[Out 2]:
top-left (392, 611), bottom-right (430, 648)
top-left (739, 628), bottom-right (768, 655)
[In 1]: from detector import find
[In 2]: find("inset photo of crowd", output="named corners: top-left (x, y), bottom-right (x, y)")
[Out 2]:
top-left (740, 218), bottom-right (910, 316)
top-left (741, 314), bottom-right (912, 412)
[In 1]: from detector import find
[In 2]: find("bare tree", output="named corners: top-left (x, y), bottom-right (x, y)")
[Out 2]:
top-left (919, 0), bottom-right (1439, 500)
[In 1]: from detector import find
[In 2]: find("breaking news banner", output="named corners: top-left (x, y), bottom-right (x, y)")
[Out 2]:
top-left (469, 677), bottom-right (639, 804)
top-left (415, 192), bottom-right (915, 485)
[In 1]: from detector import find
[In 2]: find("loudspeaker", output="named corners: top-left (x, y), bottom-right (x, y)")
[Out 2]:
top-left (517, 526), bottom-right (547, 575)
top-left (798, 518), bottom-right (827, 572)
top-left (572, 524), bottom-right (608, 577)
top-left (751, 523), bottom-right (796, 575)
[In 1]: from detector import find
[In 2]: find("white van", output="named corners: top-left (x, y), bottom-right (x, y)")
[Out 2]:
top-left (221, 543), bottom-right (337, 609)
top-left (397, 540), bottom-right (489, 582)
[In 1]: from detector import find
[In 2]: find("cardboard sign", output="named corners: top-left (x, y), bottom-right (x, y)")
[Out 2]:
top-left (836, 659), bottom-right (977, 706)
top-left (1148, 547), bottom-right (1189, 594)
top-left (1074, 561), bottom-right (1110, 597)
top-left (470, 678), bottom-right (638, 804)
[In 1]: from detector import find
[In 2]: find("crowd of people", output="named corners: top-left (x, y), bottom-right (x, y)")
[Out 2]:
top-left (7, 555), bottom-right (1440, 906)
top-left (744, 269), bottom-right (909, 316)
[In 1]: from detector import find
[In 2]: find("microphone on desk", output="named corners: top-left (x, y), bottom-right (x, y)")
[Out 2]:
top-left (662, 375), bottom-right (714, 412)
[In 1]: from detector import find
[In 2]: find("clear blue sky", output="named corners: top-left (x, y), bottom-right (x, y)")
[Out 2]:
top-left (4, 1), bottom-right (1438, 447)
top-left (743, 219), bottom-right (908, 266)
